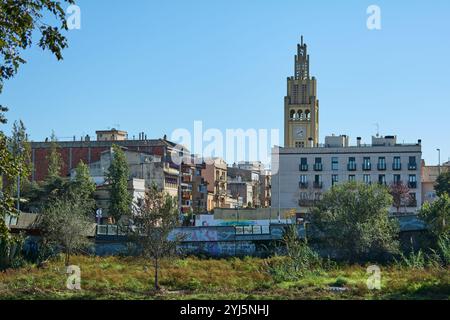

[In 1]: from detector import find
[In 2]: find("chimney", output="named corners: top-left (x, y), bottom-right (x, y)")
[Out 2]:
top-left (418, 139), bottom-right (422, 145)
top-left (357, 137), bottom-right (361, 147)
top-left (308, 137), bottom-right (313, 148)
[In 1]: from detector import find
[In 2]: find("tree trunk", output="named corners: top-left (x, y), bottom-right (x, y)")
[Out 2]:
top-left (154, 256), bottom-right (160, 291)
top-left (65, 251), bottom-right (70, 266)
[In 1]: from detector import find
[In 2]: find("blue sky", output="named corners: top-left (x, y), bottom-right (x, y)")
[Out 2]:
top-left (1, 0), bottom-right (449, 165)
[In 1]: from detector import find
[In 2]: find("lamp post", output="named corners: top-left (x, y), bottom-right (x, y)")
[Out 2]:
top-left (437, 148), bottom-right (441, 175)
top-left (178, 148), bottom-right (184, 223)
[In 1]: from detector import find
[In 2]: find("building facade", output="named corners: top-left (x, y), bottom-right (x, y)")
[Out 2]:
top-left (30, 129), bottom-right (179, 182)
top-left (202, 158), bottom-right (228, 210)
top-left (272, 135), bottom-right (422, 216)
top-left (284, 36), bottom-right (319, 148)
top-left (421, 160), bottom-right (450, 203)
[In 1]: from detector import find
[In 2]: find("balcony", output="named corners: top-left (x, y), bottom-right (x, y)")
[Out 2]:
top-left (347, 163), bottom-right (357, 171)
top-left (408, 163), bottom-right (417, 170)
top-left (313, 181), bottom-right (323, 189)
top-left (299, 182), bottom-right (309, 189)
top-left (182, 192), bottom-right (191, 200)
top-left (362, 163), bottom-right (372, 171)
top-left (406, 199), bottom-right (418, 207)
top-left (393, 164), bottom-right (402, 171)
top-left (182, 175), bottom-right (192, 183)
top-left (299, 164), bottom-right (309, 172)
top-left (377, 163), bottom-right (387, 171)
top-left (408, 182), bottom-right (417, 189)
top-left (298, 199), bottom-right (317, 207)
top-left (313, 163), bottom-right (323, 171)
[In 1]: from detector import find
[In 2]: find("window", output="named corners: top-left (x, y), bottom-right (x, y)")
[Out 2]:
top-left (299, 175), bottom-right (308, 188)
top-left (295, 141), bottom-right (305, 148)
top-left (332, 157), bottom-right (339, 171)
top-left (332, 174), bottom-right (339, 186)
top-left (314, 157), bottom-right (323, 171)
top-left (393, 157), bottom-right (401, 170)
top-left (378, 157), bottom-right (386, 170)
top-left (363, 157), bottom-right (371, 170)
top-left (348, 157), bottom-right (356, 171)
top-left (378, 174), bottom-right (386, 185)
top-left (348, 175), bottom-right (356, 182)
top-left (408, 193), bottom-right (417, 207)
top-left (408, 175), bottom-right (417, 188)
top-left (363, 174), bottom-right (371, 184)
top-left (393, 174), bottom-right (401, 184)
top-left (408, 156), bottom-right (417, 170)
top-left (300, 158), bottom-right (308, 171)
top-left (314, 175), bottom-right (322, 188)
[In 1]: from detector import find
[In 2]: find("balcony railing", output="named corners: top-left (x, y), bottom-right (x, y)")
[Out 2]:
top-left (298, 199), bottom-right (319, 207)
top-left (408, 182), bottom-right (417, 189)
top-left (299, 182), bottom-right (309, 189)
top-left (299, 164), bottom-right (309, 172)
top-left (377, 163), bottom-right (387, 171)
top-left (347, 163), bottom-right (357, 171)
top-left (406, 199), bottom-right (418, 207)
top-left (393, 164), bottom-right (402, 171)
top-left (313, 182), bottom-right (323, 189)
top-left (314, 163), bottom-right (323, 171)
top-left (408, 163), bottom-right (417, 170)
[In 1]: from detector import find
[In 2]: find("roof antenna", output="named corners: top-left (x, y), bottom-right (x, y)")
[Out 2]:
top-left (374, 123), bottom-right (380, 137)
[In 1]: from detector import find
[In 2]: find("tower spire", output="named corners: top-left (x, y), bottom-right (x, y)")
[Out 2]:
top-left (295, 36), bottom-right (309, 80)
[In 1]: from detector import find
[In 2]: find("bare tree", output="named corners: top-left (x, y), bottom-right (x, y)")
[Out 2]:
top-left (389, 182), bottom-right (411, 214)
top-left (39, 197), bottom-right (93, 266)
top-left (128, 184), bottom-right (184, 291)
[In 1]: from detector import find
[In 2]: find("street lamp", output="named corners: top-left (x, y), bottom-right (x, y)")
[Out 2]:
top-left (178, 148), bottom-right (184, 223)
top-left (437, 148), bottom-right (441, 175)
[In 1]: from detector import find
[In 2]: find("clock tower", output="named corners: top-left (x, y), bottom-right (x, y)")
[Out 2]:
top-left (284, 36), bottom-right (319, 148)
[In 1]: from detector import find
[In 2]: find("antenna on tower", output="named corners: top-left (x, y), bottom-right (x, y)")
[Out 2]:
top-left (374, 123), bottom-right (380, 137)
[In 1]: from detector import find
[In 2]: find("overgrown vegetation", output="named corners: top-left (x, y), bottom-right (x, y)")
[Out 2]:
top-left (308, 182), bottom-right (400, 263)
top-left (0, 255), bottom-right (448, 300)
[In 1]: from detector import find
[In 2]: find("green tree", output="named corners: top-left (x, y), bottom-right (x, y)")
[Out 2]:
top-left (129, 184), bottom-right (184, 291)
top-left (308, 182), bottom-right (399, 262)
top-left (46, 131), bottom-right (63, 180)
top-left (419, 193), bottom-right (450, 239)
top-left (435, 171), bottom-right (450, 197)
top-left (69, 161), bottom-right (96, 215)
top-left (0, 133), bottom-right (20, 232)
top-left (106, 145), bottom-right (132, 221)
top-left (6, 120), bottom-right (32, 207)
top-left (39, 197), bottom-right (93, 266)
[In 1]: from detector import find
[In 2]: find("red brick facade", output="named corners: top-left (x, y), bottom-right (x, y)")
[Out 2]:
top-left (31, 140), bottom-right (172, 182)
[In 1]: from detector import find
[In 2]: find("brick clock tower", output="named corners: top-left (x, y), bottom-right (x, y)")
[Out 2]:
top-left (284, 36), bottom-right (319, 148)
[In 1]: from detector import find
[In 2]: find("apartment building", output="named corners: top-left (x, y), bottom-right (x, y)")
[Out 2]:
top-left (30, 129), bottom-right (179, 182)
top-left (421, 160), bottom-right (450, 203)
top-left (202, 158), bottom-right (228, 210)
top-left (272, 135), bottom-right (422, 216)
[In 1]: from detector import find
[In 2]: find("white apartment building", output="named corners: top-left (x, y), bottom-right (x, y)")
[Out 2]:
top-left (272, 135), bottom-right (422, 215)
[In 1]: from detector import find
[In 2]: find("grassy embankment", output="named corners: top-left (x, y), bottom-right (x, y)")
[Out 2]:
top-left (0, 255), bottom-right (448, 300)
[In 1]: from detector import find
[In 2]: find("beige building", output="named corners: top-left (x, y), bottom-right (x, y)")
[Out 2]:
top-left (202, 157), bottom-right (228, 210)
top-left (95, 128), bottom-right (128, 141)
top-left (272, 135), bottom-right (423, 216)
top-left (421, 160), bottom-right (450, 203)
top-left (284, 36), bottom-right (319, 148)
top-left (259, 170), bottom-right (272, 208)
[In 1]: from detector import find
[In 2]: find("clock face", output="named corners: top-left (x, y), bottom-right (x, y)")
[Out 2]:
top-left (293, 125), bottom-right (306, 138)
